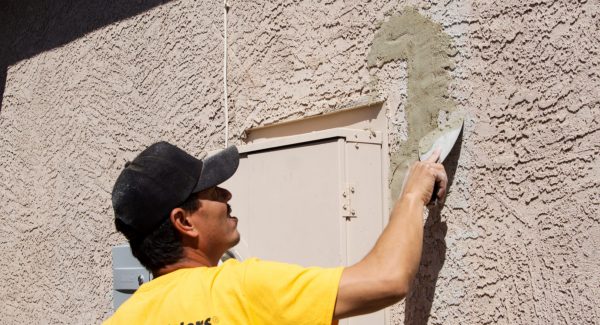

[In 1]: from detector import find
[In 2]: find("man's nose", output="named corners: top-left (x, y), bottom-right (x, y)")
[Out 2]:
top-left (219, 187), bottom-right (232, 202)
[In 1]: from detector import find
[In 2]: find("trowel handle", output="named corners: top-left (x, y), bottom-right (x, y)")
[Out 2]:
top-left (429, 181), bottom-right (440, 205)
top-left (427, 154), bottom-right (442, 205)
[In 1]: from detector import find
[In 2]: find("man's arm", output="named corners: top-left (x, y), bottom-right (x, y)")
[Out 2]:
top-left (333, 151), bottom-right (447, 319)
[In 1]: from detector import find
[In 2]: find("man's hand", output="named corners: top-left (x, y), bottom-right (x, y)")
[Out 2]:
top-left (402, 149), bottom-right (448, 204)
top-left (333, 150), bottom-right (448, 320)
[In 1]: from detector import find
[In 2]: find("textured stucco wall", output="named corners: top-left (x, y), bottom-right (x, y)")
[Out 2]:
top-left (1, 0), bottom-right (598, 324)
top-left (0, 0), bottom-right (225, 323)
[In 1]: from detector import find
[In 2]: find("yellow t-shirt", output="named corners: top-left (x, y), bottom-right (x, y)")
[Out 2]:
top-left (104, 258), bottom-right (344, 325)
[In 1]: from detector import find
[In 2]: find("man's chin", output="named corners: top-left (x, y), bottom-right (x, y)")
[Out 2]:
top-left (230, 233), bottom-right (241, 248)
top-left (233, 236), bottom-right (241, 247)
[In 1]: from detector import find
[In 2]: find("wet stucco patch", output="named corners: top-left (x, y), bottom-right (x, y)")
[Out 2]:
top-left (367, 7), bottom-right (458, 199)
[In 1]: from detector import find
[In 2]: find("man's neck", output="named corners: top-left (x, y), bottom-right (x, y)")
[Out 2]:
top-left (154, 247), bottom-right (222, 277)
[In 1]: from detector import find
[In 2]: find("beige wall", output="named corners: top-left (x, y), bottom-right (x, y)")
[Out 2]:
top-left (1, 0), bottom-right (598, 323)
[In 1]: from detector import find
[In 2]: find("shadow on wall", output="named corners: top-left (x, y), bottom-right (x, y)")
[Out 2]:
top-left (0, 0), bottom-right (167, 112)
top-left (404, 131), bottom-right (463, 325)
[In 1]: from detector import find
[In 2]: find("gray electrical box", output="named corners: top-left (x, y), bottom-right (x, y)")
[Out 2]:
top-left (111, 244), bottom-right (152, 310)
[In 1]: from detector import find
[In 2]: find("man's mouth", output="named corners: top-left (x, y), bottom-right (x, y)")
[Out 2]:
top-left (227, 204), bottom-right (236, 220)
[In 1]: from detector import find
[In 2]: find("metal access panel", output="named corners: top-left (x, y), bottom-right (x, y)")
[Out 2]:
top-left (222, 128), bottom-right (386, 324)
top-left (111, 244), bottom-right (152, 310)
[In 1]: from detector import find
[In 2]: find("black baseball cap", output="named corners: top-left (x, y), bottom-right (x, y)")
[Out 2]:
top-left (112, 142), bottom-right (239, 236)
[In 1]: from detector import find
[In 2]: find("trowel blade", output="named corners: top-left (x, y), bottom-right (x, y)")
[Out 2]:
top-left (418, 117), bottom-right (464, 163)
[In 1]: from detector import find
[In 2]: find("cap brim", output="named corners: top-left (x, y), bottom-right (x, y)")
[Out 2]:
top-left (193, 146), bottom-right (239, 193)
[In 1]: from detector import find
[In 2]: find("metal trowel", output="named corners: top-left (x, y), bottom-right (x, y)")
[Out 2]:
top-left (419, 114), bottom-right (464, 163)
top-left (418, 113), bottom-right (464, 204)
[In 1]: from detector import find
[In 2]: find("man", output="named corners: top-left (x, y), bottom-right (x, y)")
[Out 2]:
top-left (105, 141), bottom-right (447, 324)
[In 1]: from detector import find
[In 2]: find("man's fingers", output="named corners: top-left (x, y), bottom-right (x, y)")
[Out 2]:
top-left (403, 155), bottom-right (447, 205)
top-left (429, 163), bottom-right (448, 200)
top-left (425, 148), bottom-right (441, 163)
top-left (436, 169), bottom-right (448, 200)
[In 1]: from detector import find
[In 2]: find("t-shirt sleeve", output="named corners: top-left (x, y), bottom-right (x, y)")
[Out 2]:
top-left (242, 258), bottom-right (344, 325)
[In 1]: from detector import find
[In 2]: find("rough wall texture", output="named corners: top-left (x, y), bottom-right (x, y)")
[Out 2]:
top-left (459, 1), bottom-right (600, 323)
top-left (0, 0), bottom-right (224, 323)
top-left (0, 0), bottom-right (598, 324)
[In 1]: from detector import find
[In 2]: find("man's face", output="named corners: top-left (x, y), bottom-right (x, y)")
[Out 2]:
top-left (190, 186), bottom-right (240, 255)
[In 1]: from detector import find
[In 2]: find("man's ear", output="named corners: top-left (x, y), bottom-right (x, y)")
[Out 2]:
top-left (170, 208), bottom-right (199, 238)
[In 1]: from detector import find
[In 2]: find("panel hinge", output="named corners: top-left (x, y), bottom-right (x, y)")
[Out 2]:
top-left (341, 184), bottom-right (357, 220)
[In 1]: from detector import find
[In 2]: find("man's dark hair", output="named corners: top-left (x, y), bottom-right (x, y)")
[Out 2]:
top-left (115, 192), bottom-right (202, 272)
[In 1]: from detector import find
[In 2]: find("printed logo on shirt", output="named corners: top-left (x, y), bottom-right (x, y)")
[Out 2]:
top-left (178, 317), bottom-right (214, 325)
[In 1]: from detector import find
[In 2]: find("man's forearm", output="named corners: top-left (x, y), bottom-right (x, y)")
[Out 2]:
top-left (334, 195), bottom-right (425, 319)
top-left (334, 152), bottom-right (447, 319)
top-left (366, 194), bottom-right (425, 291)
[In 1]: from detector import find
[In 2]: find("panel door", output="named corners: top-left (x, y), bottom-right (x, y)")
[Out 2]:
top-left (224, 138), bottom-right (346, 267)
